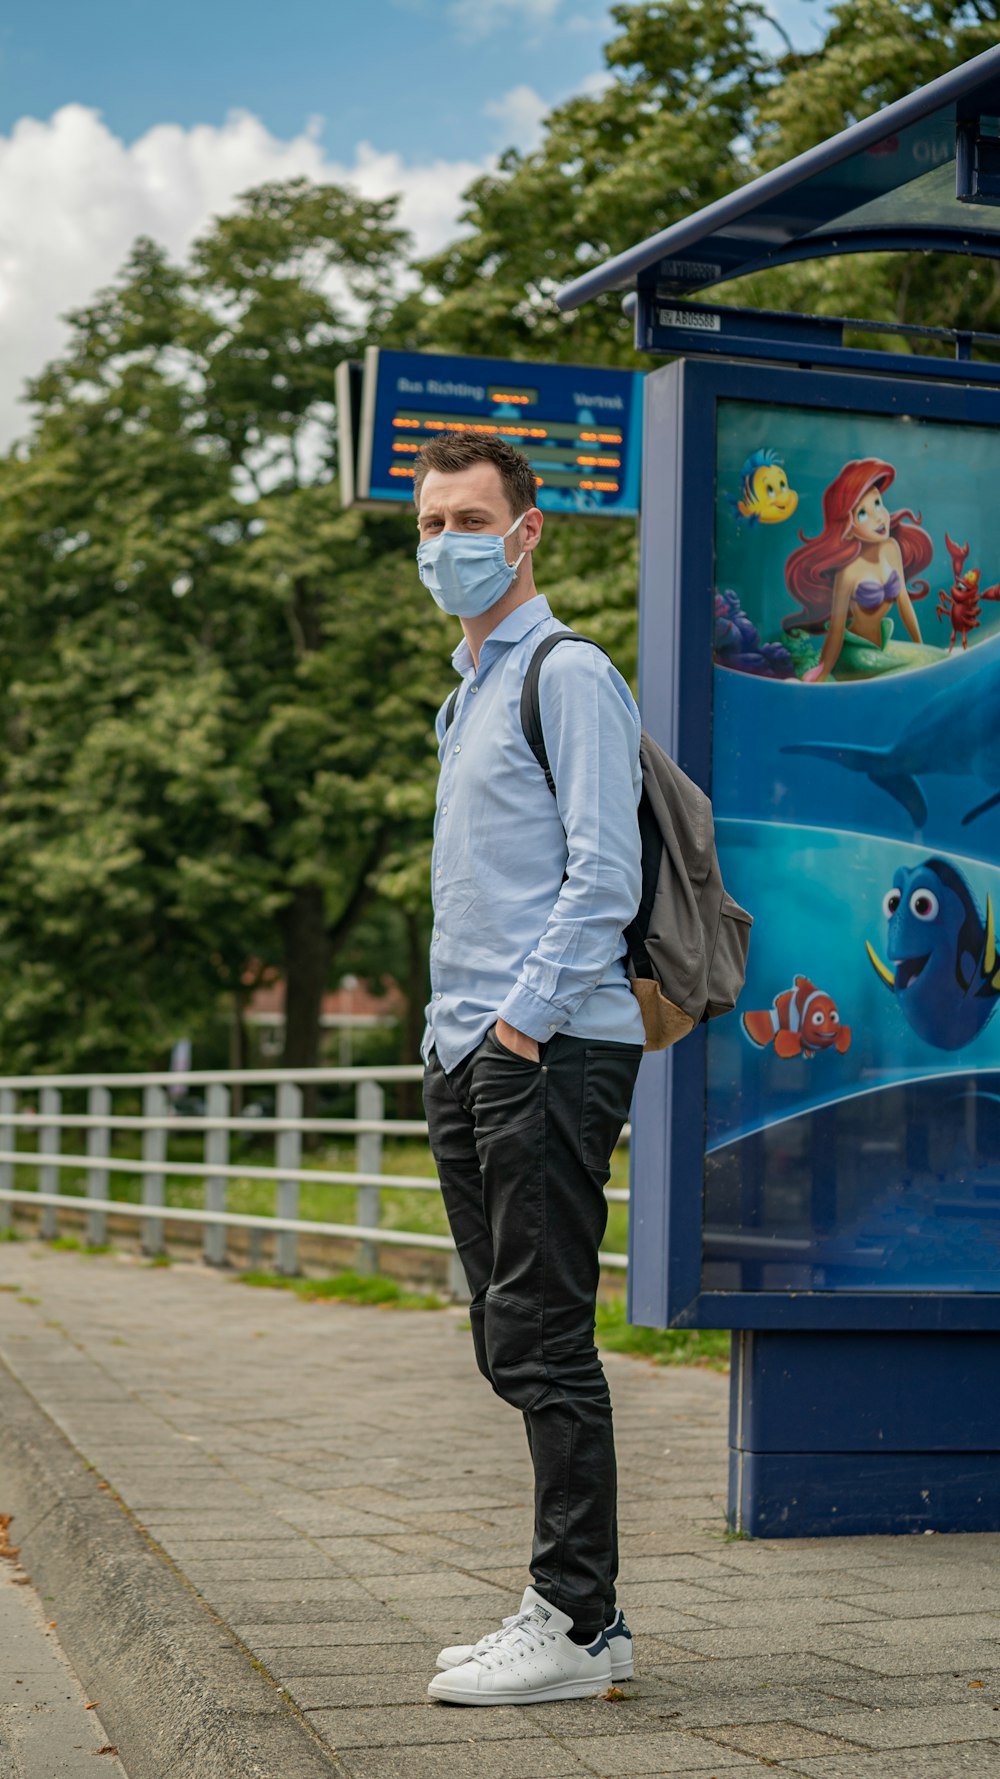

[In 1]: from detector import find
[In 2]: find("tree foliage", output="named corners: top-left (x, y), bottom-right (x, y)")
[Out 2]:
top-left (0, 188), bottom-right (451, 1071)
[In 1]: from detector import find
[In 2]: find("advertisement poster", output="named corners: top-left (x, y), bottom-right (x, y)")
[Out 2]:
top-left (706, 400), bottom-right (1000, 1293)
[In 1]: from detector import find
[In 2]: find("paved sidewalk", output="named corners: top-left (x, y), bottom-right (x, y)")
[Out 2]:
top-left (1, 1244), bottom-right (1000, 1779)
top-left (0, 1549), bottom-right (129, 1777)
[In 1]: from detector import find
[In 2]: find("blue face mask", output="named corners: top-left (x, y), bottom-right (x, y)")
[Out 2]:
top-left (416, 514), bottom-right (527, 618)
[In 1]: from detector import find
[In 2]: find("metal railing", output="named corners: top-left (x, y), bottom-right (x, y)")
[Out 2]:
top-left (0, 1067), bottom-right (630, 1295)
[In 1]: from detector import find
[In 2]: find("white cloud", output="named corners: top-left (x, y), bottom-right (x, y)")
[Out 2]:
top-left (0, 105), bottom-right (487, 450)
top-left (450, 0), bottom-right (561, 42)
top-left (577, 69), bottom-right (612, 98)
top-left (484, 84), bottom-right (549, 152)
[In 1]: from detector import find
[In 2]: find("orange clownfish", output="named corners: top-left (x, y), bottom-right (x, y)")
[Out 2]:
top-left (742, 975), bottom-right (851, 1059)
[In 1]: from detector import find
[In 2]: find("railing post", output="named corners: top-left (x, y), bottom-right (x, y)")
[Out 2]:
top-left (0, 1089), bottom-right (15, 1235)
top-left (203, 1083), bottom-right (230, 1266)
top-left (142, 1084), bottom-right (167, 1257)
top-left (86, 1086), bottom-right (111, 1248)
top-left (449, 1246), bottom-right (472, 1303)
top-left (38, 1087), bottom-right (61, 1239)
top-left (275, 1081), bottom-right (301, 1277)
top-left (355, 1080), bottom-right (383, 1275)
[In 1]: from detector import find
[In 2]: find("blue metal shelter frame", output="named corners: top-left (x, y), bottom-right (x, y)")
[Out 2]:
top-left (632, 351), bottom-right (1000, 1336)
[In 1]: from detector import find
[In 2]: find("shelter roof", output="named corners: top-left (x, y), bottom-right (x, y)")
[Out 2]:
top-left (556, 46), bottom-right (1000, 311)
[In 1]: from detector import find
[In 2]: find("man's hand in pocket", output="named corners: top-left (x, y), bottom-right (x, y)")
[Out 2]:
top-left (494, 1018), bottom-right (540, 1063)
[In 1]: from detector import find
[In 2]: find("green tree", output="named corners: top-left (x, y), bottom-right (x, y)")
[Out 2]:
top-left (0, 183), bottom-right (452, 1075)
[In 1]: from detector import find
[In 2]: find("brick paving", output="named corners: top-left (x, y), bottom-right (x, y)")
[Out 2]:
top-left (2, 1242), bottom-right (1000, 1778)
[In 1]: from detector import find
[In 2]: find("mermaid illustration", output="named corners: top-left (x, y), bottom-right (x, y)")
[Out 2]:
top-left (783, 458), bottom-right (933, 682)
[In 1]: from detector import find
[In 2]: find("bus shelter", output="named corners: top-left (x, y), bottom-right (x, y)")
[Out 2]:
top-left (557, 46), bottom-right (1000, 1536)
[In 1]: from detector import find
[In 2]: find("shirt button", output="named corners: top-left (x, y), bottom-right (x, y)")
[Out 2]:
top-left (471, 685), bottom-right (479, 693)
top-left (434, 930), bottom-right (441, 940)
top-left (434, 992), bottom-right (442, 1001)
top-left (548, 1024), bottom-right (556, 1031)
top-left (441, 804), bottom-right (448, 815)
top-left (454, 745), bottom-right (461, 754)
top-left (435, 867), bottom-right (442, 877)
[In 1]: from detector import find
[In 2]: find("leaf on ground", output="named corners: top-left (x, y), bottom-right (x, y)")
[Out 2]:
top-left (969, 1679), bottom-right (986, 1688)
top-left (11, 1576), bottom-right (30, 1586)
top-left (0, 1514), bottom-right (18, 1561)
top-left (601, 1685), bottom-right (630, 1701)
top-left (85, 1701), bottom-right (98, 1708)
top-left (93, 1747), bottom-right (119, 1757)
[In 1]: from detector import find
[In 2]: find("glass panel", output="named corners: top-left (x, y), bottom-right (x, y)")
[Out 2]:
top-left (663, 108), bottom-right (1000, 288)
top-left (811, 157), bottom-right (1000, 237)
top-left (706, 396), bottom-right (1000, 1292)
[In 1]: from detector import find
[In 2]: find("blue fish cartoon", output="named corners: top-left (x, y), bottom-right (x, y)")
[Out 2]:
top-left (726, 449), bottom-right (798, 528)
top-left (866, 858), bottom-right (1000, 1050)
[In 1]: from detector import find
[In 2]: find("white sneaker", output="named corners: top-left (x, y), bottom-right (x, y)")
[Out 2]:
top-left (427, 1586), bottom-right (612, 1706)
top-left (437, 1605), bottom-right (634, 1681)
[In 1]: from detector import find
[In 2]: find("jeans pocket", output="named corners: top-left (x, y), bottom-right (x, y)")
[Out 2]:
top-left (580, 1045), bottom-right (643, 1174)
top-left (473, 1032), bottom-right (547, 1140)
top-left (484, 1023), bottom-right (541, 1066)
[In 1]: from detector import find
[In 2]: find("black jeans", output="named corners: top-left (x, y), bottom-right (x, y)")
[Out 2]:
top-left (423, 1026), bottom-right (643, 1630)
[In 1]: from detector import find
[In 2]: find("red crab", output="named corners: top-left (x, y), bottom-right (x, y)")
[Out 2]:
top-left (936, 533), bottom-right (1000, 652)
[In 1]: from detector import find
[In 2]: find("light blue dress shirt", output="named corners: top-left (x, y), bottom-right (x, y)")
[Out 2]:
top-left (422, 594), bottom-right (645, 1072)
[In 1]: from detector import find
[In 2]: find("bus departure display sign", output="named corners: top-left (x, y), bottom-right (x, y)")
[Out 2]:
top-left (345, 347), bottom-right (643, 519)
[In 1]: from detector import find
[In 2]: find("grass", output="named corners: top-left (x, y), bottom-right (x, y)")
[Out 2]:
top-left (237, 1267), bottom-right (448, 1310)
top-left (46, 1235), bottom-right (111, 1255)
top-left (595, 1296), bottom-right (730, 1371)
top-left (236, 1271), bottom-right (728, 1369)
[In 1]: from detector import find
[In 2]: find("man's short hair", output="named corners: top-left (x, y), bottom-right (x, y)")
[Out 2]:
top-left (413, 433), bottom-right (538, 517)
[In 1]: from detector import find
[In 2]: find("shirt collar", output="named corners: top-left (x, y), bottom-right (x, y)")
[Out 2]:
top-left (450, 595), bottom-right (553, 681)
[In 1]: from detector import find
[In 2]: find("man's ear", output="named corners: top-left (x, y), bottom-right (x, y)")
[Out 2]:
top-left (522, 507), bottom-right (544, 552)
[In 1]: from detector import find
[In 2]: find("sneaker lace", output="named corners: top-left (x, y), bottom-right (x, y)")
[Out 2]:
top-left (471, 1610), bottom-right (531, 1654)
top-left (472, 1613), bottom-right (557, 1670)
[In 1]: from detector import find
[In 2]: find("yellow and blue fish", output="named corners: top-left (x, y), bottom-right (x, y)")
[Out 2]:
top-left (727, 449), bottom-right (798, 527)
top-left (866, 858), bottom-right (1000, 1050)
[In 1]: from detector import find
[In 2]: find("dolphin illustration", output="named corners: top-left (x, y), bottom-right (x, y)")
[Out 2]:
top-left (783, 636), bottom-right (1000, 828)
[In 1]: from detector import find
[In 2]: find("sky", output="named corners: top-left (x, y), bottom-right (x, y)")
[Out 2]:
top-left (0, 0), bottom-right (828, 448)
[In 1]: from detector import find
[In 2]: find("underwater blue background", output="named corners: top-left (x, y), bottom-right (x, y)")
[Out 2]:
top-left (706, 507), bottom-right (1000, 1291)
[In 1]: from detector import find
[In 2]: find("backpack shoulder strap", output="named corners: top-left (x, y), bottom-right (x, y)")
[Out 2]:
top-left (519, 632), bottom-right (608, 796)
top-left (443, 687), bottom-right (461, 731)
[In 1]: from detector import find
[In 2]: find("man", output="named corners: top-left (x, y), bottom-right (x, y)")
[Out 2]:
top-left (417, 432), bottom-right (645, 1707)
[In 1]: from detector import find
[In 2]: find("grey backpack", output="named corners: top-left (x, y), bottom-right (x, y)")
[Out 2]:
top-left (521, 632), bottom-right (752, 1050)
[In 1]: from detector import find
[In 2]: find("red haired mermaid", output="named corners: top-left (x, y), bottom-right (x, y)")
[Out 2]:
top-left (783, 458), bottom-right (933, 682)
